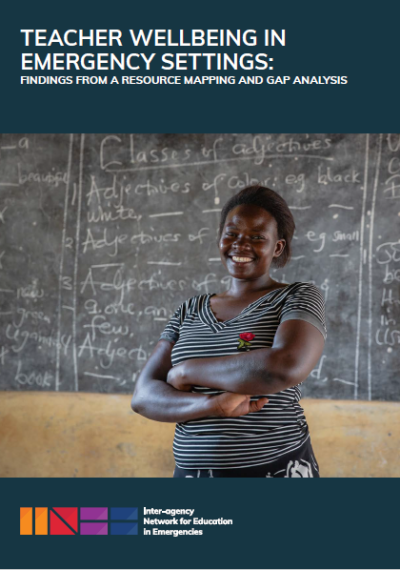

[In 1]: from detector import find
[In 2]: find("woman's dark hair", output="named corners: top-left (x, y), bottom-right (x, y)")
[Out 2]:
top-left (218, 185), bottom-right (295, 268)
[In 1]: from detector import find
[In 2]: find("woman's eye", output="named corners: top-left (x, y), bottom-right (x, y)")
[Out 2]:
top-left (252, 235), bottom-right (263, 240)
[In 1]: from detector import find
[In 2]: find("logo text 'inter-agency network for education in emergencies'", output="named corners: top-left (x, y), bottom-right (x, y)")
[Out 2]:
top-left (20, 508), bottom-right (138, 535)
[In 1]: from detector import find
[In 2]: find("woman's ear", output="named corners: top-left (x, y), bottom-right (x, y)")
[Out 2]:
top-left (274, 239), bottom-right (286, 259)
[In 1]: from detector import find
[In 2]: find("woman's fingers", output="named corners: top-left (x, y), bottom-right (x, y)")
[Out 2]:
top-left (213, 392), bottom-right (248, 417)
top-left (249, 397), bottom-right (269, 412)
top-left (212, 392), bottom-right (269, 418)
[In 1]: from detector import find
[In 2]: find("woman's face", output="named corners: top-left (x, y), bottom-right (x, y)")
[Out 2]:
top-left (219, 204), bottom-right (286, 281)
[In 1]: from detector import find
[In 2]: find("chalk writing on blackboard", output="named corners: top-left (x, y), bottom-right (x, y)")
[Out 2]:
top-left (0, 133), bottom-right (399, 401)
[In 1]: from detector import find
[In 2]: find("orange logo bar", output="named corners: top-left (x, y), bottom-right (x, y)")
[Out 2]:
top-left (20, 508), bottom-right (32, 535)
top-left (35, 508), bottom-right (48, 535)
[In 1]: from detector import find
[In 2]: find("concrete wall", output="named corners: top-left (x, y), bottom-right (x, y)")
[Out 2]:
top-left (1, 392), bottom-right (399, 477)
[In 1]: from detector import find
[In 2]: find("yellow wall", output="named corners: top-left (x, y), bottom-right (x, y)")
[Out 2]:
top-left (1, 392), bottom-right (399, 477)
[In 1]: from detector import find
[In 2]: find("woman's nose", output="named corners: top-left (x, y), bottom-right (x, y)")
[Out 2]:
top-left (233, 235), bottom-right (251, 247)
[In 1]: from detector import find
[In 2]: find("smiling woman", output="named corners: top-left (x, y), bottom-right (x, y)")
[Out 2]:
top-left (131, 185), bottom-right (327, 478)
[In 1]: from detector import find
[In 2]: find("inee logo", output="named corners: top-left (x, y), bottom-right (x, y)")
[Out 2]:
top-left (20, 507), bottom-right (138, 535)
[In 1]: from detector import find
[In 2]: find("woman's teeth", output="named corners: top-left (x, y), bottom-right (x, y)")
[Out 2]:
top-left (232, 256), bottom-right (253, 262)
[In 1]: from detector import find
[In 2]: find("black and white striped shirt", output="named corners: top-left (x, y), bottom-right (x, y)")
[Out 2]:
top-left (159, 281), bottom-right (327, 469)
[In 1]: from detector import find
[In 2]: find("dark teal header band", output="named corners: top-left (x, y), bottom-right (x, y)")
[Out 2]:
top-left (1, 0), bottom-right (400, 132)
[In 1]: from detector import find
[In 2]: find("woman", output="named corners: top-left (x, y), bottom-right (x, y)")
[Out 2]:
top-left (132, 185), bottom-right (327, 477)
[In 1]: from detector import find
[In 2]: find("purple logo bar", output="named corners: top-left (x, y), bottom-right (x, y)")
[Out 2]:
top-left (80, 522), bottom-right (108, 535)
top-left (80, 507), bottom-right (108, 520)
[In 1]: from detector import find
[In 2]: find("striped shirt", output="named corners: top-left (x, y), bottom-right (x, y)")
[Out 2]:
top-left (159, 281), bottom-right (327, 470)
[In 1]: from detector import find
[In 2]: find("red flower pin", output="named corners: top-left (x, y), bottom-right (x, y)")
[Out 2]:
top-left (238, 332), bottom-right (255, 350)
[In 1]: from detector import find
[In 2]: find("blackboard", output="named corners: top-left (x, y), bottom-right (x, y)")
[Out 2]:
top-left (0, 133), bottom-right (399, 401)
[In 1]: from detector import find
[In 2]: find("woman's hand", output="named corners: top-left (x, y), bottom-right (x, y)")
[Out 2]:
top-left (211, 392), bottom-right (269, 418)
top-left (167, 363), bottom-right (192, 392)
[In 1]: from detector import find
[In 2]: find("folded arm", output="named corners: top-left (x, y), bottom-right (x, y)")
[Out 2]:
top-left (166, 319), bottom-right (325, 395)
top-left (131, 340), bottom-right (268, 422)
